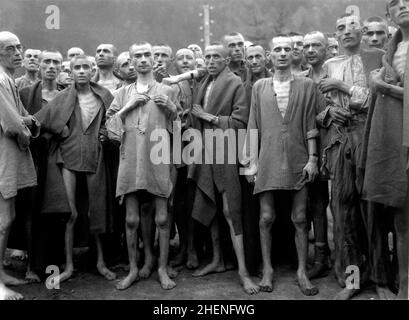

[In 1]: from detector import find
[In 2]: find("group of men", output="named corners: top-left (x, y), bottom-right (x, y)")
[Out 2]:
top-left (0, 0), bottom-right (408, 301)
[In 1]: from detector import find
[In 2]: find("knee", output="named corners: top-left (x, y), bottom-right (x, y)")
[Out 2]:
top-left (67, 210), bottom-right (78, 225)
top-left (291, 206), bottom-right (307, 227)
top-left (155, 213), bottom-right (169, 229)
top-left (222, 208), bottom-right (232, 222)
top-left (0, 215), bottom-right (14, 233)
top-left (259, 210), bottom-right (275, 228)
top-left (126, 214), bottom-right (139, 230)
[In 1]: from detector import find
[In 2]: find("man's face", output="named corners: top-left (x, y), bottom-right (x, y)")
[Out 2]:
top-left (58, 71), bottom-right (72, 86)
top-left (290, 35), bottom-right (304, 63)
top-left (245, 46), bottom-right (266, 74)
top-left (387, 0), bottom-right (409, 28)
top-left (204, 45), bottom-right (229, 76)
top-left (224, 34), bottom-right (245, 62)
top-left (40, 52), bottom-right (62, 81)
top-left (67, 48), bottom-right (83, 60)
top-left (96, 44), bottom-right (115, 68)
top-left (175, 49), bottom-right (196, 74)
top-left (153, 46), bottom-right (172, 70)
top-left (23, 49), bottom-right (41, 72)
top-left (117, 54), bottom-right (137, 82)
top-left (71, 58), bottom-right (92, 85)
top-left (270, 37), bottom-right (293, 70)
top-left (327, 37), bottom-right (339, 59)
top-left (130, 44), bottom-right (154, 75)
top-left (336, 16), bottom-right (362, 49)
top-left (187, 44), bottom-right (203, 58)
top-left (303, 33), bottom-right (327, 66)
top-left (0, 35), bottom-right (23, 71)
top-left (363, 22), bottom-right (388, 48)
top-left (196, 58), bottom-right (205, 69)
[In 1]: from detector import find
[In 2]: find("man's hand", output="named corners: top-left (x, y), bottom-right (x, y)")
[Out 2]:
top-left (99, 134), bottom-right (108, 143)
top-left (153, 64), bottom-right (169, 81)
top-left (118, 94), bottom-right (149, 121)
top-left (162, 75), bottom-right (181, 86)
top-left (22, 116), bottom-right (34, 129)
top-left (152, 94), bottom-right (176, 114)
top-left (328, 106), bottom-right (352, 125)
top-left (191, 104), bottom-right (215, 123)
top-left (302, 160), bottom-right (318, 183)
top-left (370, 68), bottom-right (389, 93)
top-left (319, 78), bottom-right (350, 94)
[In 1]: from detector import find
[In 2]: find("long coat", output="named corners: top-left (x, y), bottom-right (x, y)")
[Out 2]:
top-left (0, 67), bottom-right (39, 200)
top-left (361, 30), bottom-right (409, 208)
top-left (188, 67), bottom-right (249, 235)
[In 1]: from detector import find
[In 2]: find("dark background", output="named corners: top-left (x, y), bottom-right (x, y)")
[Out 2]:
top-left (0, 0), bottom-right (389, 56)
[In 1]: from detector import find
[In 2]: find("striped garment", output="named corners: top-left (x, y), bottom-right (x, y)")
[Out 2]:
top-left (273, 78), bottom-right (292, 117)
top-left (392, 40), bottom-right (409, 78)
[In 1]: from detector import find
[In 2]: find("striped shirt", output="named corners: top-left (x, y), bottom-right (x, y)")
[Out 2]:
top-left (273, 78), bottom-right (292, 117)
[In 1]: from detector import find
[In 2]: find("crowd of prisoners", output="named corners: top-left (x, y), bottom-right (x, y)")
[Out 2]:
top-left (0, 0), bottom-right (408, 301)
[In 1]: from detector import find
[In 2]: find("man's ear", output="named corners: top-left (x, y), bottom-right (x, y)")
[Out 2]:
top-left (225, 56), bottom-right (231, 65)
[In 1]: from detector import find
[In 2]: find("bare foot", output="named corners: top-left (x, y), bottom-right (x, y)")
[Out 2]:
top-left (239, 273), bottom-right (260, 295)
top-left (56, 265), bottom-right (74, 284)
top-left (307, 263), bottom-right (330, 280)
top-left (0, 272), bottom-right (28, 286)
top-left (167, 265), bottom-right (179, 279)
top-left (25, 270), bottom-right (41, 283)
top-left (96, 263), bottom-right (117, 281)
top-left (258, 268), bottom-right (274, 292)
top-left (0, 284), bottom-right (24, 300)
top-left (116, 270), bottom-right (139, 291)
top-left (296, 272), bottom-right (319, 296)
top-left (139, 258), bottom-right (156, 279)
top-left (158, 267), bottom-right (176, 290)
top-left (376, 285), bottom-right (396, 300)
top-left (334, 288), bottom-right (359, 300)
top-left (192, 261), bottom-right (226, 277)
top-left (186, 251), bottom-right (199, 269)
top-left (334, 264), bottom-right (346, 288)
top-left (170, 251), bottom-right (186, 267)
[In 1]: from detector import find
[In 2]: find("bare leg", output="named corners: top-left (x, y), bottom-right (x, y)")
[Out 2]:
top-left (0, 197), bottom-right (27, 286)
top-left (25, 191), bottom-right (40, 283)
top-left (139, 202), bottom-right (156, 278)
top-left (292, 187), bottom-right (318, 296)
top-left (186, 218), bottom-right (199, 269)
top-left (57, 168), bottom-right (79, 284)
top-left (394, 205), bottom-right (408, 300)
top-left (221, 193), bottom-right (259, 295)
top-left (155, 196), bottom-right (176, 290)
top-left (192, 218), bottom-right (226, 277)
top-left (258, 192), bottom-right (275, 292)
top-left (116, 194), bottom-right (140, 290)
top-left (95, 234), bottom-right (116, 280)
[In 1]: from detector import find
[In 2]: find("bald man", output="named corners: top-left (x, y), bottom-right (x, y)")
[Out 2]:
top-left (222, 32), bottom-right (248, 82)
top-left (0, 31), bottom-right (40, 300)
top-left (15, 49), bottom-right (41, 90)
top-left (363, 16), bottom-right (389, 49)
top-left (115, 51), bottom-right (137, 87)
top-left (67, 47), bottom-right (84, 60)
top-left (93, 44), bottom-right (122, 93)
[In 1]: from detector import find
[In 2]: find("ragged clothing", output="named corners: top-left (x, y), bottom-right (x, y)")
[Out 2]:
top-left (187, 67), bottom-right (248, 235)
top-left (244, 76), bottom-right (319, 193)
top-left (106, 81), bottom-right (179, 199)
top-left (0, 66), bottom-right (39, 200)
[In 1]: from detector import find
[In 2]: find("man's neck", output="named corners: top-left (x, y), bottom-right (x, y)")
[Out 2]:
top-left (401, 26), bottom-right (409, 42)
top-left (125, 79), bottom-right (136, 85)
top-left (273, 68), bottom-right (292, 82)
top-left (98, 66), bottom-right (114, 80)
top-left (252, 69), bottom-right (265, 82)
top-left (25, 70), bottom-right (37, 81)
top-left (291, 61), bottom-right (302, 73)
top-left (76, 82), bottom-right (91, 94)
top-left (310, 61), bottom-right (325, 83)
top-left (137, 72), bottom-right (155, 85)
top-left (1, 65), bottom-right (15, 78)
top-left (229, 60), bottom-right (242, 71)
top-left (344, 44), bottom-right (360, 56)
top-left (41, 78), bottom-right (57, 91)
